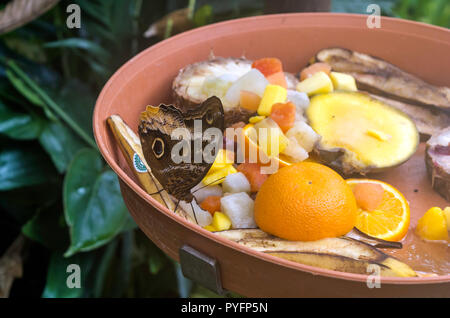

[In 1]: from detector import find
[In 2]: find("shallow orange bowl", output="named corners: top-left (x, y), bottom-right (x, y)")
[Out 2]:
top-left (93, 13), bottom-right (450, 297)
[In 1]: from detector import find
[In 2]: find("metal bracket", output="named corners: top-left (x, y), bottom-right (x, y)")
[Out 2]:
top-left (179, 245), bottom-right (225, 295)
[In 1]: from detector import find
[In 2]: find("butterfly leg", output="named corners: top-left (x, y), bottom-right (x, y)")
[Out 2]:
top-left (190, 201), bottom-right (199, 225)
top-left (191, 176), bottom-right (226, 194)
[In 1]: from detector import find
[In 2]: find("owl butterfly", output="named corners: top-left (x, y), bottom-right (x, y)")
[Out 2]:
top-left (138, 96), bottom-right (224, 203)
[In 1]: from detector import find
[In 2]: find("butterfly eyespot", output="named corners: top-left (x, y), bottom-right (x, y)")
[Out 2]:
top-left (205, 110), bottom-right (214, 125)
top-left (152, 138), bottom-right (164, 159)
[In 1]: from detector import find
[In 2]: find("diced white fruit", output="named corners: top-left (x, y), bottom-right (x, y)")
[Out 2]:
top-left (222, 172), bottom-right (251, 194)
top-left (287, 90), bottom-right (310, 111)
top-left (202, 73), bottom-right (239, 99)
top-left (179, 200), bottom-right (212, 227)
top-left (282, 137), bottom-right (309, 162)
top-left (220, 192), bottom-right (256, 229)
top-left (191, 183), bottom-right (223, 203)
top-left (224, 69), bottom-right (269, 108)
top-left (294, 111), bottom-right (306, 123)
top-left (286, 121), bottom-right (321, 153)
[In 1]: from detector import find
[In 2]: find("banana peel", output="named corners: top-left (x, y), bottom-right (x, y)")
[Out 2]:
top-left (216, 229), bottom-right (416, 277)
top-left (314, 47), bottom-right (450, 110)
top-left (107, 115), bottom-right (194, 222)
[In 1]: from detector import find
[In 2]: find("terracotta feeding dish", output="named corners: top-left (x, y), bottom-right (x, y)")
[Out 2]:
top-left (93, 13), bottom-right (450, 297)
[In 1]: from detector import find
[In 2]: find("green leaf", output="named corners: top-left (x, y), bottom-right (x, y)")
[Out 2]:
top-left (0, 179), bottom-right (60, 224)
top-left (194, 5), bottom-right (214, 27)
top-left (51, 79), bottom-right (96, 142)
top-left (148, 242), bottom-right (167, 275)
top-left (5, 61), bottom-right (97, 149)
top-left (0, 101), bottom-right (44, 140)
top-left (42, 241), bottom-right (117, 298)
top-left (63, 149), bottom-right (130, 256)
top-left (22, 206), bottom-right (69, 250)
top-left (0, 146), bottom-right (54, 191)
top-left (174, 262), bottom-right (193, 298)
top-left (5, 68), bottom-right (46, 107)
top-left (332, 0), bottom-right (397, 16)
top-left (101, 231), bottom-right (133, 297)
top-left (44, 38), bottom-right (111, 62)
top-left (39, 121), bottom-right (86, 173)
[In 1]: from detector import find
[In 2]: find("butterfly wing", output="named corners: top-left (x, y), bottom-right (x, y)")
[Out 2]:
top-left (138, 96), bottom-right (224, 202)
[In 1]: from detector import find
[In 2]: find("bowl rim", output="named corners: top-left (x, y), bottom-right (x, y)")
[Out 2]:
top-left (94, 12), bottom-right (450, 285)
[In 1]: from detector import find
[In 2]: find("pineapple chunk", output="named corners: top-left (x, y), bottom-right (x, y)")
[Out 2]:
top-left (296, 71), bottom-right (333, 96)
top-left (220, 192), bottom-right (256, 229)
top-left (209, 149), bottom-right (235, 172)
top-left (202, 165), bottom-right (237, 186)
top-left (212, 212), bottom-right (232, 231)
top-left (249, 115), bottom-right (266, 124)
top-left (329, 72), bottom-right (357, 91)
top-left (222, 172), bottom-right (251, 194)
top-left (416, 207), bottom-right (449, 241)
top-left (444, 207), bottom-right (450, 231)
top-left (257, 84), bottom-right (287, 116)
top-left (203, 225), bottom-right (216, 232)
top-left (254, 118), bottom-right (289, 157)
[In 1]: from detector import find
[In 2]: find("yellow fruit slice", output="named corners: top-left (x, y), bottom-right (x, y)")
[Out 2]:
top-left (212, 212), bottom-right (232, 231)
top-left (416, 207), bottom-right (449, 241)
top-left (346, 179), bottom-right (410, 241)
top-left (202, 165), bottom-right (237, 186)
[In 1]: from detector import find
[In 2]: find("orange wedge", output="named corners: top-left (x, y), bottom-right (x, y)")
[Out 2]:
top-left (346, 179), bottom-right (410, 241)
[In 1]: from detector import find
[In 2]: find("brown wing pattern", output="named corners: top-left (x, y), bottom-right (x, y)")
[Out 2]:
top-left (138, 96), bottom-right (224, 201)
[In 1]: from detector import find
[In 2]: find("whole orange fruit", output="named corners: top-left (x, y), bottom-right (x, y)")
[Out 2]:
top-left (254, 162), bottom-right (357, 241)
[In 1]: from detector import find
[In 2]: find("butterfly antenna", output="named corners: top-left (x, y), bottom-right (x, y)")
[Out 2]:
top-left (191, 176), bottom-right (226, 194)
top-left (190, 201), bottom-right (199, 225)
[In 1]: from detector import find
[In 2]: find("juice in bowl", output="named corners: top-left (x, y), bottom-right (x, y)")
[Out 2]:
top-left (106, 51), bottom-right (449, 281)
